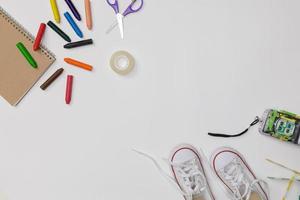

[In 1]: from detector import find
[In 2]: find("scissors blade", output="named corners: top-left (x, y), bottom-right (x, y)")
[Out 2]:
top-left (105, 20), bottom-right (118, 34)
top-left (116, 14), bottom-right (124, 39)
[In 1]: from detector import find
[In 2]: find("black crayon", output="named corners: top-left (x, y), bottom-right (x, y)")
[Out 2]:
top-left (64, 39), bottom-right (93, 49)
top-left (47, 21), bottom-right (71, 42)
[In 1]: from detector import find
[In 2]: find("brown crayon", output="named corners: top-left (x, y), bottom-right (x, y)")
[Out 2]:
top-left (40, 68), bottom-right (64, 90)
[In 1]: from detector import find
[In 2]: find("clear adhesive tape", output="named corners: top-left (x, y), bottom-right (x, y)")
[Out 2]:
top-left (110, 51), bottom-right (135, 75)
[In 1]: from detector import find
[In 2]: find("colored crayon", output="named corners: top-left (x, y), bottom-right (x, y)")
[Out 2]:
top-left (64, 58), bottom-right (93, 71)
top-left (33, 23), bottom-right (46, 51)
top-left (64, 39), bottom-right (93, 49)
top-left (16, 42), bottom-right (37, 68)
top-left (50, 0), bottom-right (60, 23)
top-left (65, 75), bottom-right (73, 104)
top-left (64, 12), bottom-right (83, 38)
top-left (65, 0), bottom-right (81, 21)
top-left (40, 68), bottom-right (64, 90)
top-left (85, 0), bottom-right (92, 30)
top-left (47, 21), bottom-right (71, 42)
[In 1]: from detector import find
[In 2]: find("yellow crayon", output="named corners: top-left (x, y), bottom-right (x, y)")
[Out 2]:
top-left (50, 0), bottom-right (60, 23)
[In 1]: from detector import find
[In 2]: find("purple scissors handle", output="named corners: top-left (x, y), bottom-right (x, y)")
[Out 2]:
top-left (106, 0), bottom-right (119, 14)
top-left (123, 0), bottom-right (144, 17)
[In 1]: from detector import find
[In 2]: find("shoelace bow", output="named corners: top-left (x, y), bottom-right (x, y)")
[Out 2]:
top-left (133, 149), bottom-right (207, 200)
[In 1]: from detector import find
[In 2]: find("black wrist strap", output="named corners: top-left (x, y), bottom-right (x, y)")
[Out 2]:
top-left (208, 116), bottom-right (260, 138)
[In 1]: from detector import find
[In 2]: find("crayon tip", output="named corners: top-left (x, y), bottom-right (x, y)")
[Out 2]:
top-left (66, 37), bottom-right (72, 42)
top-left (75, 16), bottom-right (81, 21)
top-left (32, 62), bottom-right (38, 68)
top-left (63, 44), bottom-right (71, 49)
top-left (55, 17), bottom-right (60, 23)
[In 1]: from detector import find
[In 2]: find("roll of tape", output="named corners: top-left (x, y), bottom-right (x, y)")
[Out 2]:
top-left (110, 51), bottom-right (135, 75)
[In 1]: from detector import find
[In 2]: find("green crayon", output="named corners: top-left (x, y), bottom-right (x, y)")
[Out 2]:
top-left (16, 42), bottom-right (37, 68)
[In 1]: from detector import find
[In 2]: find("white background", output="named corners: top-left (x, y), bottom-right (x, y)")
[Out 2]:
top-left (0, 0), bottom-right (300, 199)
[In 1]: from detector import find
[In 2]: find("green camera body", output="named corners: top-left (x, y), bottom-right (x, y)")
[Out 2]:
top-left (259, 109), bottom-right (300, 145)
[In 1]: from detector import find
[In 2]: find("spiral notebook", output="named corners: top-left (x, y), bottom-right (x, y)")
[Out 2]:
top-left (0, 6), bottom-right (56, 106)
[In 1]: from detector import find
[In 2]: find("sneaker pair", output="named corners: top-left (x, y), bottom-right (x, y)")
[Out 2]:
top-left (135, 144), bottom-right (269, 200)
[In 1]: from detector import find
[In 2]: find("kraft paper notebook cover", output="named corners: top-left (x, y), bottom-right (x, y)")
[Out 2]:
top-left (0, 6), bottom-right (55, 106)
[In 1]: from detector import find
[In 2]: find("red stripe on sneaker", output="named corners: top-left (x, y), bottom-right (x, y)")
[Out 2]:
top-left (171, 147), bottom-right (216, 200)
top-left (212, 150), bottom-right (269, 200)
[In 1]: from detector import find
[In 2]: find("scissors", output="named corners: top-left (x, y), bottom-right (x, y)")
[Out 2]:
top-left (106, 0), bottom-right (143, 38)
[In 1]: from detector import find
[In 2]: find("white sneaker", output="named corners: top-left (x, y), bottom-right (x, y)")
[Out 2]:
top-left (169, 144), bottom-right (216, 200)
top-left (134, 144), bottom-right (216, 200)
top-left (210, 147), bottom-right (269, 200)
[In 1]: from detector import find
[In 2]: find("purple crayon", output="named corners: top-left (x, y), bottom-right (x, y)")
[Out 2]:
top-left (65, 0), bottom-right (81, 21)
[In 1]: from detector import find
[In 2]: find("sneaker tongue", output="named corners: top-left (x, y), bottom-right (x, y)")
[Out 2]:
top-left (248, 192), bottom-right (261, 200)
top-left (192, 195), bottom-right (206, 200)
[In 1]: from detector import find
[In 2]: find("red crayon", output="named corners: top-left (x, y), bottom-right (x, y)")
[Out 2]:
top-left (65, 75), bottom-right (73, 104)
top-left (33, 23), bottom-right (46, 51)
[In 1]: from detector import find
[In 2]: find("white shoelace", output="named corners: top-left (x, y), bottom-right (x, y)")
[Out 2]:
top-left (221, 159), bottom-right (268, 200)
top-left (173, 158), bottom-right (207, 195)
top-left (133, 149), bottom-right (207, 200)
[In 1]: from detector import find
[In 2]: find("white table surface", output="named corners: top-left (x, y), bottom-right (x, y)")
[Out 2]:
top-left (0, 0), bottom-right (300, 199)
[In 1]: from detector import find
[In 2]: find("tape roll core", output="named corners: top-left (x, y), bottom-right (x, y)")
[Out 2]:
top-left (110, 51), bottom-right (135, 75)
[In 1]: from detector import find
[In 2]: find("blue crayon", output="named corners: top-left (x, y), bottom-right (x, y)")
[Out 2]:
top-left (64, 12), bottom-right (83, 38)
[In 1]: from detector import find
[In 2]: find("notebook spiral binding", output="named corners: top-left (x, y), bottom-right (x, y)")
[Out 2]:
top-left (0, 6), bottom-right (55, 61)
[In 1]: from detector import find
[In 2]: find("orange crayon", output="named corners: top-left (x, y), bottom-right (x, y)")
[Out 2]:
top-left (64, 58), bottom-right (93, 71)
